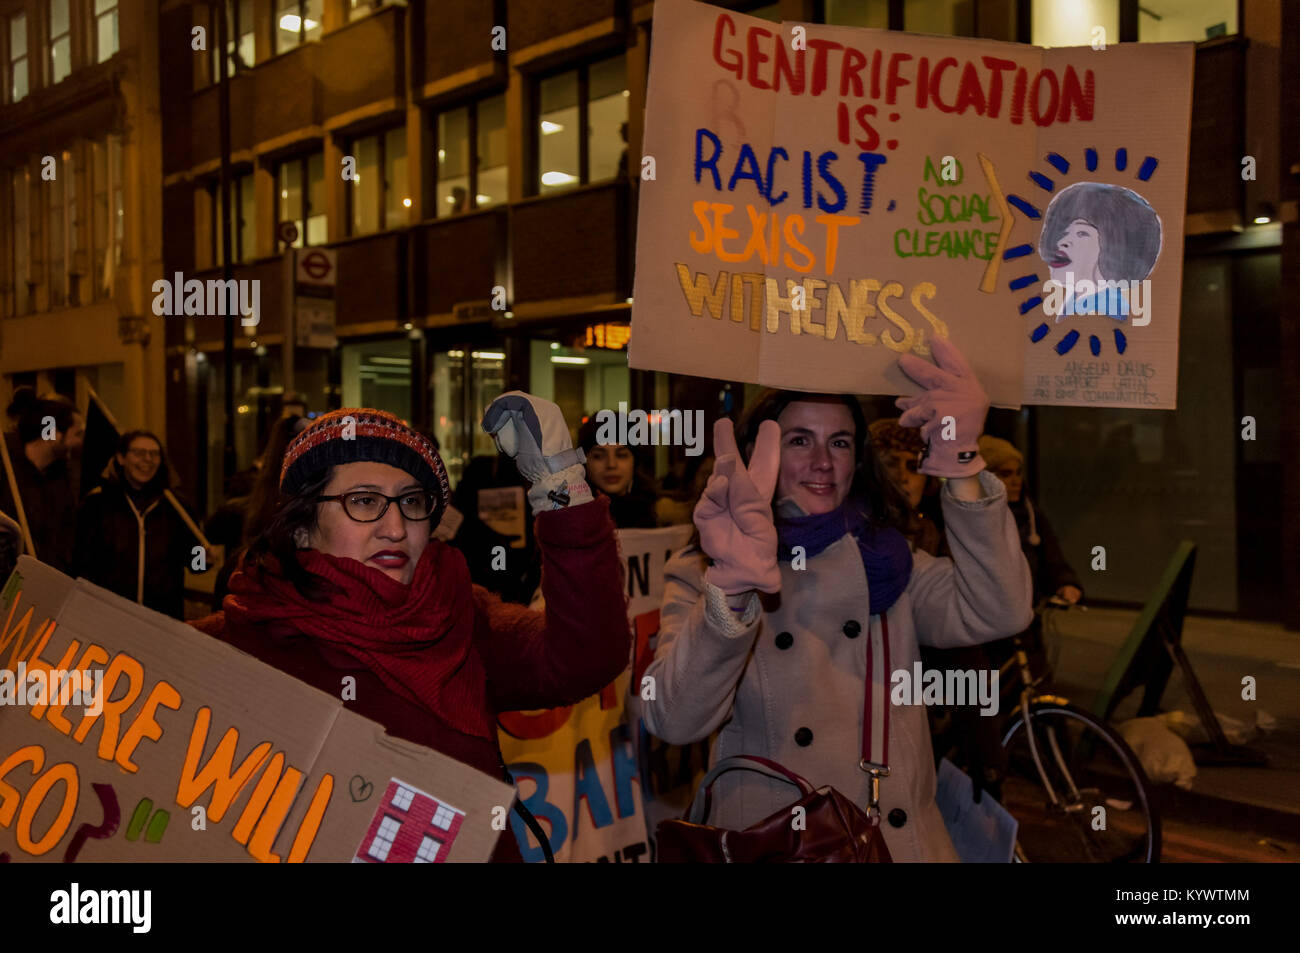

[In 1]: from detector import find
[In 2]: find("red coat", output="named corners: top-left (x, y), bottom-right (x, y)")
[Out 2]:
top-left (190, 496), bottom-right (629, 862)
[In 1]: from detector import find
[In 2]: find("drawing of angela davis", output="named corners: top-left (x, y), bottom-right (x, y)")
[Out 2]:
top-left (1038, 182), bottom-right (1163, 320)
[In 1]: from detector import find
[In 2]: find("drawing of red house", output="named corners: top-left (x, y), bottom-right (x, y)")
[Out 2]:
top-left (353, 779), bottom-right (465, 863)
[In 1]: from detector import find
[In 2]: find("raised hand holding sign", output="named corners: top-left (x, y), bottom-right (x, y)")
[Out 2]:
top-left (896, 335), bottom-right (990, 480)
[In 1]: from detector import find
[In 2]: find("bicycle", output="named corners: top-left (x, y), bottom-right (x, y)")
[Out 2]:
top-left (995, 597), bottom-right (1162, 862)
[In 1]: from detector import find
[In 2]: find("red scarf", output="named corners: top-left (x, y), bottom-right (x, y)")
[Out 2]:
top-left (224, 541), bottom-right (494, 740)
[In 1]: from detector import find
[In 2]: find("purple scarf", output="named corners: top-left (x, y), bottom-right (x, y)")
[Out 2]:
top-left (775, 501), bottom-right (913, 615)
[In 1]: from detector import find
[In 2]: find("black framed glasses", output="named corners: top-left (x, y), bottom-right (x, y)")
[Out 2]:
top-left (317, 491), bottom-right (436, 523)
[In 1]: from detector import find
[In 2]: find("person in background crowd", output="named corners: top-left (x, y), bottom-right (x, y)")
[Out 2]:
top-left (0, 388), bottom-right (84, 572)
top-left (922, 436), bottom-right (1086, 803)
top-left (868, 417), bottom-right (946, 557)
top-left (979, 435), bottom-right (1083, 609)
top-left (576, 416), bottom-right (660, 529)
top-left (447, 454), bottom-right (540, 605)
top-left (209, 414), bottom-right (311, 609)
top-left (633, 337), bottom-right (1033, 862)
top-left (191, 398), bottom-right (629, 862)
top-left (73, 430), bottom-right (198, 619)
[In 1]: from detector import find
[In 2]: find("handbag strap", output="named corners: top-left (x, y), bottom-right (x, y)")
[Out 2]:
top-left (684, 612), bottom-right (893, 825)
top-left (687, 756), bottom-right (816, 824)
top-left (860, 612), bottom-right (891, 813)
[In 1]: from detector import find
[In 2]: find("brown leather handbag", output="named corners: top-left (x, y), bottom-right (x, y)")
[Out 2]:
top-left (656, 614), bottom-right (896, 863)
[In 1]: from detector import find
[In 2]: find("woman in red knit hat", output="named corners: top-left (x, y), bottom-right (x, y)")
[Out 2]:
top-left (191, 392), bottom-right (629, 862)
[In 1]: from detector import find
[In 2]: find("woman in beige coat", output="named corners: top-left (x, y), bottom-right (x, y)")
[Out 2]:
top-left (633, 338), bottom-right (1033, 861)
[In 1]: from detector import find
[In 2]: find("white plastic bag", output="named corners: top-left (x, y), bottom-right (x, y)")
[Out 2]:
top-left (1117, 717), bottom-right (1197, 790)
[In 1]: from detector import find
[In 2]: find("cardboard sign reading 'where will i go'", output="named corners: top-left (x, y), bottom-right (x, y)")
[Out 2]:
top-left (630, 0), bottom-right (1193, 409)
top-left (0, 557), bottom-right (513, 863)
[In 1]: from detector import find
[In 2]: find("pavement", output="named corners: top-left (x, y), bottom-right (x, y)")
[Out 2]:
top-left (1046, 605), bottom-right (1300, 848)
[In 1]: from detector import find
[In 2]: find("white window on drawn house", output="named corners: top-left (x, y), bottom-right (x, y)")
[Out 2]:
top-left (368, 815), bottom-right (401, 861)
top-left (414, 836), bottom-right (440, 863)
top-left (431, 804), bottom-right (455, 830)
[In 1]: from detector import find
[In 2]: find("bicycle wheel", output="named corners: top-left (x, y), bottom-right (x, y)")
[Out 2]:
top-left (999, 702), bottom-right (1161, 862)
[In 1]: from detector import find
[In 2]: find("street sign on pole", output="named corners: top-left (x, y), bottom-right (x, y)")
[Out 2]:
top-left (296, 248), bottom-right (336, 286)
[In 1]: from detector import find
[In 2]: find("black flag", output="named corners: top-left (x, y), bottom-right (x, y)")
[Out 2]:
top-left (79, 395), bottom-right (120, 499)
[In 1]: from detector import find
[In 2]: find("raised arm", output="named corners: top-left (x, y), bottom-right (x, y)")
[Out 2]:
top-left (630, 553), bottom-right (763, 745)
top-left (894, 334), bottom-right (1033, 645)
top-left (631, 417), bottom-right (780, 745)
top-left (475, 496), bottom-right (630, 711)
top-left (906, 471), bottom-right (1033, 648)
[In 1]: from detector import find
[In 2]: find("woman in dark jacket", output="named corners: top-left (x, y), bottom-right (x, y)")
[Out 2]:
top-left (72, 430), bottom-right (197, 619)
top-left (576, 416), bottom-right (660, 529)
top-left (191, 396), bottom-right (629, 862)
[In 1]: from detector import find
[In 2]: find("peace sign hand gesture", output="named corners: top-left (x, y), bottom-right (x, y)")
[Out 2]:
top-left (693, 418), bottom-right (782, 595)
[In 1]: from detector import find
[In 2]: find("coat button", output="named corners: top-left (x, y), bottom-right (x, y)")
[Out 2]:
top-left (842, 620), bottom-right (862, 638)
top-left (794, 727), bottom-right (813, 747)
top-left (775, 631), bottom-right (793, 650)
top-left (888, 808), bottom-right (907, 828)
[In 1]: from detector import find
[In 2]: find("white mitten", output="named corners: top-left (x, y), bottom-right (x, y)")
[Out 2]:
top-left (482, 391), bottom-right (593, 513)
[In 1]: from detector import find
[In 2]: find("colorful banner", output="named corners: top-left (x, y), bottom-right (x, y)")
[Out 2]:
top-left (630, 0), bottom-right (1193, 409)
top-left (498, 524), bottom-right (704, 862)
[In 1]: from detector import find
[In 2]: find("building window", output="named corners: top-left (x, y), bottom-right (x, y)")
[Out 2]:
top-left (90, 134), bottom-right (121, 299)
top-left (210, 0), bottom-right (254, 82)
top-left (744, 3), bottom-right (781, 22)
top-left (275, 0), bottom-right (322, 53)
top-left (7, 167), bottom-right (29, 316)
top-left (367, 816), bottom-right (400, 862)
top-left (1032, 0), bottom-right (1117, 47)
top-left (46, 151), bottom-right (62, 308)
top-left (7, 14), bottom-right (27, 103)
top-left (390, 785), bottom-right (414, 811)
top-left (236, 171), bottom-right (255, 262)
top-left (536, 54), bottom-right (628, 195)
top-left (822, 0), bottom-right (888, 28)
top-left (207, 171), bottom-right (255, 264)
top-left (414, 836), bottom-right (440, 863)
top-left (347, 0), bottom-right (393, 21)
top-left (94, 0), bottom-right (118, 62)
top-left (110, 134), bottom-right (122, 266)
top-left (44, 150), bottom-right (77, 309)
top-left (1139, 1), bottom-right (1236, 41)
top-left (341, 338), bottom-right (412, 421)
top-left (435, 94), bottom-right (506, 215)
top-left (346, 127), bottom-right (408, 236)
top-left (277, 152), bottom-right (325, 249)
top-left (905, 0), bottom-right (1017, 39)
top-left (48, 0), bottom-right (71, 85)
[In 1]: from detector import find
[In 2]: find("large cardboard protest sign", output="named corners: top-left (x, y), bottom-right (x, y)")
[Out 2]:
top-left (0, 557), bottom-right (513, 862)
top-left (498, 524), bottom-right (702, 862)
top-left (630, 0), bottom-right (1193, 409)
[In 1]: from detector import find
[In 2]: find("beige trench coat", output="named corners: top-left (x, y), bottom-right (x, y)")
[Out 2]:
top-left (633, 470), bottom-right (1033, 862)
